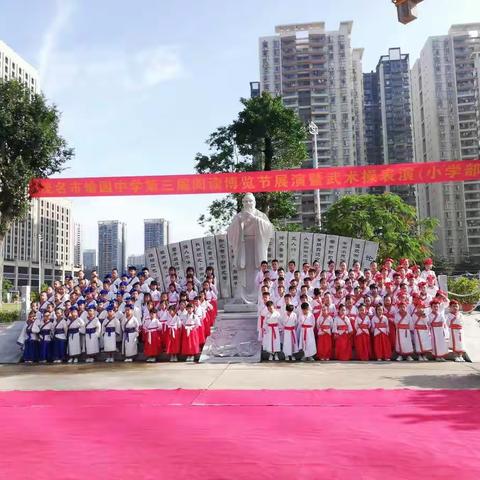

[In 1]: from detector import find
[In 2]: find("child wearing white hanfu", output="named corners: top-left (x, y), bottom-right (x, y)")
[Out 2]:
top-left (67, 307), bottom-right (84, 364)
top-left (394, 302), bottom-right (414, 361)
top-left (102, 305), bottom-right (121, 363)
top-left (52, 307), bottom-right (68, 363)
top-left (412, 303), bottom-right (432, 361)
top-left (257, 291), bottom-right (270, 342)
top-left (122, 303), bottom-right (140, 362)
top-left (281, 304), bottom-right (298, 361)
top-left (447, 300), bottom-right (465, 362)
top-left (262, 301), bottom-right (281, 361)
top-left (83, 304), bottom-right (101, 363)
top-left (428, 300), bottom-right (449, 361)
top-left (298, 302), bottom-right (317, 361)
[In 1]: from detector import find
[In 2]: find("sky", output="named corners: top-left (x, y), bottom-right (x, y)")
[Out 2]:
top-left (1, 0), bottom-right (479, 256)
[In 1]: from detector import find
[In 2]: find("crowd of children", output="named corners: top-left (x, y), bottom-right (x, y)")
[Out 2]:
top-left (17, 265), bottom-right (218, 363)
top-left (16, 255), bottom-right (467, 365)
top-left (257, 257), bottom-right (466, 362)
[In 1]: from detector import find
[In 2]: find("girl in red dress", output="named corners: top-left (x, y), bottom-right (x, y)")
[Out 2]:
top-left (383, 295), bottom-right (397, 351)
top-left (354, 304), bottom-right (372, 361)
top-left (180, 303), bottom-right (201, 362)
top-left (166, 305), bottom-right (182, 362)
top-left (333, 304), bottom-right (353, 361)
top-left (371, 304), bottom-right (392, 361)
top-left (142, 309), bottom-right (161, 362)
top-left (316, 304), bottom-right (333, 360)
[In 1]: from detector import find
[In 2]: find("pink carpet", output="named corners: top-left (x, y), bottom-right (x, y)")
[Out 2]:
top-left (1, 389), bottom-right (479, 479)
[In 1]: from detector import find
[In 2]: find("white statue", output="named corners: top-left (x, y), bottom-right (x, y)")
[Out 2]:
top-left (227, 193), bottom-right (274, 303)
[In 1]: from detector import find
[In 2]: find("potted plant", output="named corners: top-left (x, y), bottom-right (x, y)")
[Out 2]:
top-left (447, 276), bottom-right (480, 313)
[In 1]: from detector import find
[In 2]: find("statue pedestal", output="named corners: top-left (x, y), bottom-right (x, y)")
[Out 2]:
top-left (224, 299), bottom-right (258, 313)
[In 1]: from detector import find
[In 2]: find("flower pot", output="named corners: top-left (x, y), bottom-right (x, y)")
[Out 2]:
top-left (460, 303), bottom-right (475, 313)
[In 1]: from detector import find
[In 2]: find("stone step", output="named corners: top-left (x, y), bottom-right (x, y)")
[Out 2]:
top-left (199, 311), bottom-right (261, 363)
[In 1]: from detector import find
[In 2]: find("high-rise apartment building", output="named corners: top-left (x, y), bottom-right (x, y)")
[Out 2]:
top-left (411, 24), bottom-right (480, 267)
top-left (363, 72), bottom-right (383, 166)
top-left (127, 254), bottom-right (145, 270)
top-left (0, 40), bottom-right (38, 92)
top-left (144, 219), bottom-right (169, 251)
top-left (363, 48), bottom-right (416, 205)
top-left (73, 223), bottom-right (82, 267)
top-left (82, 249), bottom-right (97, 273)
top-left (259, 22), bottom-right (364, 228)
top-left (2, 199), bottom-right (76, 289)
top-left (98, 221), bottom-right (127, 277)
top-left (0, 42), bottom-right (78, 289)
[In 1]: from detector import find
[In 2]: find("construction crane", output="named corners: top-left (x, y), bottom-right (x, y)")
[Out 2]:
top-left (392, 0), bottom-right (424, 24)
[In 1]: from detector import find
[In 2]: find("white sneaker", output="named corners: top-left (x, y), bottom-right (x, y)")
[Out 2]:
top-left (73, 358), bottom-right (78, 364)
top-left (291, 356), bottom-right (296, 361)
top-left (110, 358), bottom-right (115, 363)
top-left (406, 356), bottom-right (414, 362)
top-left (146, 358), bottom-right (156, 363)
top-left (268, 354), bottom-right (273, 361)
top-left (39, 360), bottom-right (46, 364)
top-left (124, 358), bottom-right (133, 363)
top-left (377, 359), bottom-right (382, 362)
top-left (68, 358), bottom-right (73, 364)
top-left (396, 356), bottom-right (403, 361)
top-left (169, 357), bottom-right (175, 362)
top-left (273, 354), bottom-right (279, 361)
top-left (86, 358), bottom-right (93, 363)
top-left (53, 359), bottom-right (61, 364)
top-left (285, 356), bottom-right (290, 362)
top-left (105, 358), bottom-right (110, 363)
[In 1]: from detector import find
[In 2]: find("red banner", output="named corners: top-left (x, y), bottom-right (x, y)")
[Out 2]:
top-left (29, 160), bottom-right (480, 198)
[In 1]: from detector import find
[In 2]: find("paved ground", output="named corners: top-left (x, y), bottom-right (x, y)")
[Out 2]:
top-left (0, 361), bottom-right (478, 391)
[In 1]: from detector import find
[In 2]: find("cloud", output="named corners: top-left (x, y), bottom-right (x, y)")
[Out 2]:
top-left (42, 45), bottom-right (184, 96)
top-left (38, 0), bottom-right (75, 83)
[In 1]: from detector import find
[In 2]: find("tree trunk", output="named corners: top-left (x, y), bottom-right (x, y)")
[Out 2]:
top-left (264, 136), bottom-right (273, 172)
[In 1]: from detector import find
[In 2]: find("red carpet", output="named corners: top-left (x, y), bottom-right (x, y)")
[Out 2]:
top-left (1, 389), bottom-right (479, 479)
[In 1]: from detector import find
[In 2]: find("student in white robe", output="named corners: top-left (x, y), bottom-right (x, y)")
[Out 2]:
top-left (428, 299), bottom-right (449, 361)
top-left (281, 304), bottom-right (298, 361)
top-left (122, 303), bottom-right (140, 362)
top-left (298, 302), bottom-right (317, 361)
top-left (447, 300), bottom-right (465, 362)
top-left (102, 305), bottom-right (121, 363)
top-left (67, 307), bottom-right (84, 364)
top-left (83, 304), bottom-right (101, 363)
top-left (262, 301), bottom-right (281, 361)
top-left (257, 292), bottom-right (270, 342)
top-left (17, 312), bottom-right (38, 363)
top-left (412, 304), bottom-right (432, 361)
top-left (36, 311), bottom-right (54, 363)
top-left (420, 258), bottom-right (436, 283)
top-left (393, 302), bottom-right (414, 361)
top-left (52, 307), bottom-right (68, 363)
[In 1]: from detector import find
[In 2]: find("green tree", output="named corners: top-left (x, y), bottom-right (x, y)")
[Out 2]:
top-left (0, 80), bottom-right (73, 301)
top-left (195, 92), bottom-right (307, 233)
top-left (322, 193), bottom-right (438, 264)
top-left (2, 278), bottom-right (13, 302)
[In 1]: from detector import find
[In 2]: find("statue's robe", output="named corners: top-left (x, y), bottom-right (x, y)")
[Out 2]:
top-left (227, 209), bottom-right (274, 303)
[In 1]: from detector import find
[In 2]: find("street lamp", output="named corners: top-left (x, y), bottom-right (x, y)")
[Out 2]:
top-left (308, 121), bottom-right (322, 227)
top-left (38, 233), bottom-right (43, 292)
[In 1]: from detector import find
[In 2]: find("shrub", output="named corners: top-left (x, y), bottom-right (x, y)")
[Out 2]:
top-left (447, 276), bottom-right (480, 305)
top-left (0, 310), bottom-right (19, 323)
